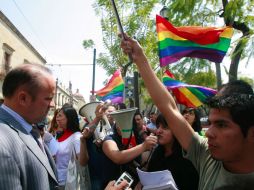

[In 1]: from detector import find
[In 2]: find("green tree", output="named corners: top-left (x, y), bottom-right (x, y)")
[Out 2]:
top-left (83, 39), bottom-right (95, 49)
top-left (91, 0), bottom-right (253, 107)
top-left (93, 0), bottom-right (160, 107)
top-left (93, 0), bottom-right (159, 76)
top-left (161, 0), bottom-right (254, 86)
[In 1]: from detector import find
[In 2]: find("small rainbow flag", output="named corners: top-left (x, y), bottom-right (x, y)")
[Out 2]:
top-left (156, 15), bottom-right (233, 67)
top-left (162, 70), bottom-right (217, 107)
top-left (94, 70), bottom-right (124, 103)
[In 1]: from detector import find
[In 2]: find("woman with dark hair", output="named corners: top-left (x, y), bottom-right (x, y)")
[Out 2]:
top-left (48, 108), bottom-right (62, 139)
top-left (133, 112), bottom-right (148, 144)
top-left (55, 106), bottom-right (88, 188)
top-left (145, 114), bottom-right (199, 190)
top-left (182, 107), bottom-right (202, 135)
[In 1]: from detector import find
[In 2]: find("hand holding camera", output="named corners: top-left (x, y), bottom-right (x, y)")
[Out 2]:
top-left (113, 172), bottom-right (133, 190)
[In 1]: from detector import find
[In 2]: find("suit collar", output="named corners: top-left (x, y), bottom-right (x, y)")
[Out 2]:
top-left (19, 131), bottom-right (58, 182)
top-left (0, 107), bottom-right (58, 183)
top-left (1, 104), bottom-right (32, 133)
top-left (0, 107), bottom-right (27, 133)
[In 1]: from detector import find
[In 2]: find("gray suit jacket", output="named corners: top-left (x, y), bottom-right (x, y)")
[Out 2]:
top-left (0, 107), bottom-right (58, 190)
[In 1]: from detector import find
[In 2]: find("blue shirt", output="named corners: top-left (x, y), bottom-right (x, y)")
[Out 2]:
top-left (1, 104), bottom-right (32, 133)
top-left (147, 122), bottom-right (156, 129)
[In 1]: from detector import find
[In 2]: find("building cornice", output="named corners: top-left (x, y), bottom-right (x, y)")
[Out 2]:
top-left (0, 10), bottom-right (46, 64)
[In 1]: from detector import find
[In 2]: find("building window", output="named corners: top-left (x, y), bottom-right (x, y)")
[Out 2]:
top-left (24, 59), bottom-right (30, 64)
top-left (4, 52), bottom-right (11, 72)
top-left (1, 43), bottom-right (14, 79)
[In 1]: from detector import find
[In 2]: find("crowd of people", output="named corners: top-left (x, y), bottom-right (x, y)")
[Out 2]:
top-left (0, 35), bottom-right (254, 190)
top-left (120, 34), bottom-right (254, 189)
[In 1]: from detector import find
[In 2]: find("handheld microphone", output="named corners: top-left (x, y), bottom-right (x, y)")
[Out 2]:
top-left (139, 143), bottom-right (158, 171)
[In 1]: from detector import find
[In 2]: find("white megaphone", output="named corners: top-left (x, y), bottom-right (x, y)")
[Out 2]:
top-left (79, 101), bottom-right (113, 143)
top-left (109, 107), bottom-right (138, 139)
top-left (79, 102), bottom-right (100, 123)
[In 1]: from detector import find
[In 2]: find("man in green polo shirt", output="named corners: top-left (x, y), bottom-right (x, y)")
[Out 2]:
top-left (120, 34), bottom-right (254, 189)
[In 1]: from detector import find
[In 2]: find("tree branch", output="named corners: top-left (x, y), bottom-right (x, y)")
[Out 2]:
top-left (220, 0), bottom-right (250, 81)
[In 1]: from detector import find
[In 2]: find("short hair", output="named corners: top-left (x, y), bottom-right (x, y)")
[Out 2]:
top-left (218, 80), bottom-right (253, 96)
top-left (211, 80), bottom-right (254, 137)
top-left (2, 63), bottom-right (52, 100)
top-left (60, 106), bottom-right (80, 133)
top-left (206, 94), bottom-right (254, 137)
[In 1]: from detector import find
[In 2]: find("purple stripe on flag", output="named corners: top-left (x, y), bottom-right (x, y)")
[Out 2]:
top-left (160, 49), bottom-right (225, 67)
top-left (111, 97), bottom-right (123, 104)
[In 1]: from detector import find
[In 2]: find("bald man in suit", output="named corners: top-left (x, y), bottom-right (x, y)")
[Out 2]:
top-left (0, 63), bottom-right (58, 190)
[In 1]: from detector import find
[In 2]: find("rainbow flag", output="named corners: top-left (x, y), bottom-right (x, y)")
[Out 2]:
top-left (94, 70), bottom-right (124, 103)
top-left (162, 70), bottom-right (217, 107)
top-left (156, 15), bottom-right (233, 67)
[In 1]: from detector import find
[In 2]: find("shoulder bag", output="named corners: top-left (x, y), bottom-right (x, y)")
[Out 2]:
top-left (65, 144), bottom-right (79, 190)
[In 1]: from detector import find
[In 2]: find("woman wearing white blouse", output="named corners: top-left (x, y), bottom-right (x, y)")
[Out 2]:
top-left (55, 106), bottom-right (88, 188)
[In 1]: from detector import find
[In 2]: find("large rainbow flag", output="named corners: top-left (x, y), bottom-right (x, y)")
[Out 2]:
top-left (162, 70), bottom-right (217, 107)
top-left (156, 15), bottom-right (233, 67)
top-left (94, 70), bottom-right (124, 103)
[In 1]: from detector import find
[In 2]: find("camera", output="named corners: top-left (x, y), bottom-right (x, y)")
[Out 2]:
top-left (115, 172), bottom-right (133, 189)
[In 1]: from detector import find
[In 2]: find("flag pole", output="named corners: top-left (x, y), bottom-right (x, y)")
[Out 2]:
top-left (109, 0), bottom-right (132, 63)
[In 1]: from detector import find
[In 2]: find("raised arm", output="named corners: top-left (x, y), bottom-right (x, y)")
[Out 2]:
top-left (79, 103), bottom-right (105, 166)
top-left (120, 35), bottom-right (194, 151)
top-left (79, 128), bottom-right (89, 166)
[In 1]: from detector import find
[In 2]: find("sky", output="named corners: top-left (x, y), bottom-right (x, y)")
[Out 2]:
top-left (1, 0), bottom-right (254, 103)
top-left (1, 0), bottom-right (107, 102)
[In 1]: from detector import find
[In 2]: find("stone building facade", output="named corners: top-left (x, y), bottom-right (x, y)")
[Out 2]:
top-left (0, 11), bottom-right (85, 112)
top-left (0, 10), bottom-right (46, 98)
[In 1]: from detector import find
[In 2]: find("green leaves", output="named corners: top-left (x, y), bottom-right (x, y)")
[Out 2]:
top-left (82, 39), bottom-right (95, 50)
top-left (90, 0), bottom-right (254, 104)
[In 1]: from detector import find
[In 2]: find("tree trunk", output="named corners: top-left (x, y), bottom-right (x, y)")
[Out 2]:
top-left (215, 62), bottom-right (222, 89)
top-left (229, 40), bottom-right (243, 82)
top-left (221, 0), bottom-right (250, 82)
